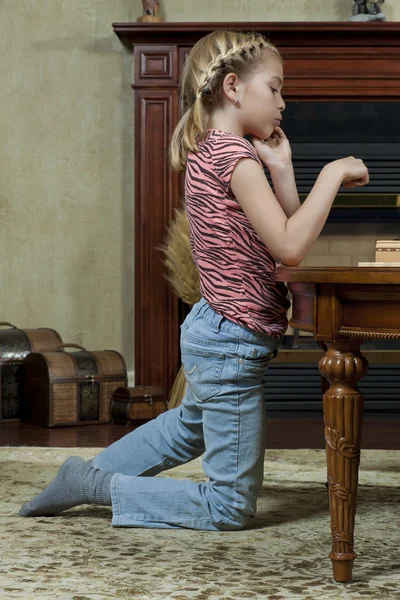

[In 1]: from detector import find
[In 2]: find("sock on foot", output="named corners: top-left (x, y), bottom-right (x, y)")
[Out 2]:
top-left (19, 456), bottom-right (113, 517)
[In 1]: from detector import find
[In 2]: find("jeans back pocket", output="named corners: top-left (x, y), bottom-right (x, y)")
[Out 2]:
top-left (181, 346), bottom-right (224, 403)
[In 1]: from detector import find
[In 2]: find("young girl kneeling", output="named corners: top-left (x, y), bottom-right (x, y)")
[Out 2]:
top-left (20, 30), bottom-right (368, 530)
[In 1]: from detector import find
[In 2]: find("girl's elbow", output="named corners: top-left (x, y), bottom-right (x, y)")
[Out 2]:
top-left (280, 248), bottom-right (303, 267)
top-left (281, 256), bottom-right (302, 267)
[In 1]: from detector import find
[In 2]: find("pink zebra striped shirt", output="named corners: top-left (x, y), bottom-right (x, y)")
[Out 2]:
top-left (185, 129), bottom-right (290, 338)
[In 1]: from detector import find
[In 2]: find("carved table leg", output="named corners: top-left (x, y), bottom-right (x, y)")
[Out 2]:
top-left (318, 342), bottom-right (368, 583)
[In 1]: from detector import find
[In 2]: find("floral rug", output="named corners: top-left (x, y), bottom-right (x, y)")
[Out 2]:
top-left (0, 447), bottom-right (399, 600)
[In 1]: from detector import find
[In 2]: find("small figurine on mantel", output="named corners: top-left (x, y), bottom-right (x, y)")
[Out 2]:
top-left (349, 0), bottom-right (387, 21)
top-left (137, 0), bottom-right (164, 22)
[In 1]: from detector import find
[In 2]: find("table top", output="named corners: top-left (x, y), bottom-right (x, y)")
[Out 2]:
top-left (274, 266), bottom-right (400, 285)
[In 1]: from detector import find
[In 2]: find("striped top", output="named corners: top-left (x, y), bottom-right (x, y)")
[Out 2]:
top-left (185, 129), bottom-right (290, 338)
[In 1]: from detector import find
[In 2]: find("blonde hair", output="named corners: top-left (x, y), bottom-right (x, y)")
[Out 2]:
top-left (170, 30), bottom-right (282, 172)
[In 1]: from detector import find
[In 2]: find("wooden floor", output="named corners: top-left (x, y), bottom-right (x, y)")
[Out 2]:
top-left (1, 416), bottom-right (399, 449)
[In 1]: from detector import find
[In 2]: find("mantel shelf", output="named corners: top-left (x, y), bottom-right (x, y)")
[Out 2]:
top-left (113, 21), bottom-right (400, 46)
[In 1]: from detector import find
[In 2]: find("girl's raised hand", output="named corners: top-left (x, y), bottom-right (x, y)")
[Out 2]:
top-left (252, 127), bottom-right (292, 169)
top-left (329, 156), bottom-right (369, 189)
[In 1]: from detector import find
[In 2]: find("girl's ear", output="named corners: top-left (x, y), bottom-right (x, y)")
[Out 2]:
top-left (222, 72), bottom-right (239, 104)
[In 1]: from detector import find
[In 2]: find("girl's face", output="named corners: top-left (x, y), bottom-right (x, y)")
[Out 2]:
top-left (239, 53), bottom-right (285, 140)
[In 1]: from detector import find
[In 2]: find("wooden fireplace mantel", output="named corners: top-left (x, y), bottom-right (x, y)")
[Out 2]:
top-left (112, 21), bottom-right (400, 396)
top-left (113, 21), bottom-right (400, 44)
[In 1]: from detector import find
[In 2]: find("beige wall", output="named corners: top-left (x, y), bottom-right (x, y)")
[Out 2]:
top-left (161, 1), bottom-right (396, 22)
top-left (0, 0), bottom-right (142, 371)
top-left (0, 1), bottom-right (398, 375)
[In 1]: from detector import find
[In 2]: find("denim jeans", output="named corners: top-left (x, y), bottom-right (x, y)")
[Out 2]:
top-left (92, 297), bottom-right (281, 530)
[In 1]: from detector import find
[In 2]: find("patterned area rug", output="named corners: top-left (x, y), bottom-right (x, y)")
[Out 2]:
top-left (1, 447), bottom-right (399, 600)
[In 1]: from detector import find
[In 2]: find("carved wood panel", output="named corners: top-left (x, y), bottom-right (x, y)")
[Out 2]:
top-left (134, 88), bottom-right (181, 392)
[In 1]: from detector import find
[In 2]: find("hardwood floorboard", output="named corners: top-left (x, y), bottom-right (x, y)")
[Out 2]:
top-left (1, 417), bottom-right (399, 449)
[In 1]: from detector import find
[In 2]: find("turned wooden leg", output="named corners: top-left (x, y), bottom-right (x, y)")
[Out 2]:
top-left (318, 342), bottom-right (368, 583)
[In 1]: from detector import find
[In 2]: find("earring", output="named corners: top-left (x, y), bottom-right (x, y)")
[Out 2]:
top-left (234, 98), bottom-right (239, 105)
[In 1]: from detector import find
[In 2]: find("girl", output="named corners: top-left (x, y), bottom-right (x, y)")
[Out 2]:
top-left (20, 31), bottom-right (368, 530)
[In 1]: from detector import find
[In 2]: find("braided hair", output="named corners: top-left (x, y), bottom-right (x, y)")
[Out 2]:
top-left (170, 30), bottom-right (282, 172)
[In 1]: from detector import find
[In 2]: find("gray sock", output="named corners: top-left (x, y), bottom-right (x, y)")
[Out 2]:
top-left (19, 456), bottom-right (113, 517)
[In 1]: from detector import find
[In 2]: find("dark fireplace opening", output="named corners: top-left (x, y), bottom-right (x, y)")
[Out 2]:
top-left (262, 102), bottom-right (400, 222)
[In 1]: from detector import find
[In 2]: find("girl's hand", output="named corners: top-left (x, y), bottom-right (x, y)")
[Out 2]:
top-left (328, 156), bottom-right (369, 189)
top-left (252, 127), bottom-right (292, 169)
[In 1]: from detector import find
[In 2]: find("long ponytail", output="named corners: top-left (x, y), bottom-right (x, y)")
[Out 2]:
top-left (170, 97), bottom-right (206, 173)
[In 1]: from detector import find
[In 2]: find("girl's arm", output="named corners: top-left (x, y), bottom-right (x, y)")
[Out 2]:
top-left (252, 129), bottom-right (300, 218)
top-left (268, 162), bottom-right (301, 218)
top-left (231, 157), bottom-right (368, 266)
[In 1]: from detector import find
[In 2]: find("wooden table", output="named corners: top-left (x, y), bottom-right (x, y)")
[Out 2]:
top-left (274, 267), bottom-right (400, 583)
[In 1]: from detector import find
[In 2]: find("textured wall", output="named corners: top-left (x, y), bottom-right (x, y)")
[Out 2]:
top-left (0, 1), bottom-right (397, 373)
top-left (0, 0), bottom-right (141, 369)
top-left (161, 1), bottom-right (396, 22)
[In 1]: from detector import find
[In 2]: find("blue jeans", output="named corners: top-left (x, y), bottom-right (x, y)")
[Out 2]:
top-left (92, 297), bottom-right (281, 530)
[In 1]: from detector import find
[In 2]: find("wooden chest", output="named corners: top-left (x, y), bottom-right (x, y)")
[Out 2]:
top-left (22, 344), bottom-right (127, 427)
top-left (0, 322), bottom-right (62, 422)
top-left (111, 386), bottom-right (167, 424)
